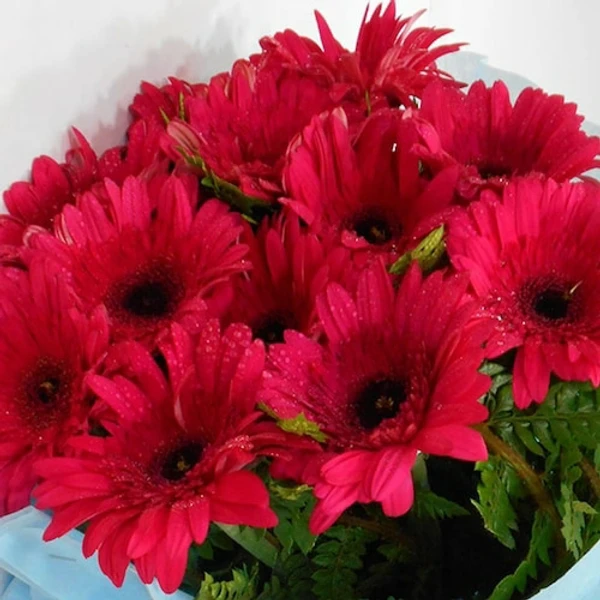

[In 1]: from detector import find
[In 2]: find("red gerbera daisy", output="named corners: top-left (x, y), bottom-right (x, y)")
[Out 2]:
top-left (282, 107), bottom-right (457, 264)
top-left (223, 213), bottom-right (353, 343)
top-left (3, 129), bottom-right (99, 231)
top-left (261, 261), bottom-right (490, 533)
top-left (412, 80), bottom-right (600, 201)
top-left (0, 215), bottom-right (27, 266)
top-left (130, 76), bottom-right (202, 128)
top-left (0, 258), bottom-right (109, 515)
top-left (164, 58), bottom-right (334, 201)
top-left (259, 1), bottom-right (461, 121)
top-left (447, 177), bottom-right (600, 408)
top-left (29, 175), bottom-right (247, 346)
top-left (34, 321), bottom-right (305, 592)
top-left (97, 119), bottom-right (169, 186)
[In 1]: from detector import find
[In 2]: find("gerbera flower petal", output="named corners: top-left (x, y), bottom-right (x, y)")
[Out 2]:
top-left (157, 509), bottom-right (194, 594)
top-left (513, 342), bottom-right (552, 408)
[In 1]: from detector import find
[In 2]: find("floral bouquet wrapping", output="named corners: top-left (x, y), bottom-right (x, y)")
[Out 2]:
top-left (1, 2), bottom-right (600, 599)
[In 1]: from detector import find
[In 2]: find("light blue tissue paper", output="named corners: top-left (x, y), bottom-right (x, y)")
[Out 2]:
top-left (1, 505), bottom-right (599, 599)
top-left (0, 507), bottom-right (192, 600)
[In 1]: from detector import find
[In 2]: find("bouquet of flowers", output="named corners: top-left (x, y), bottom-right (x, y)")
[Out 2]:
top-left (1, 2), bottom-right (600, 599)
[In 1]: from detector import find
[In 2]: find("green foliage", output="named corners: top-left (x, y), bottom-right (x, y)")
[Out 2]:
top-left (311, 525), bottom-right (375, 600)
top-left (472, 457), bottom-right (520, 549)
top-left (270, 482), bottom-right (317, 556)
top-left (413, 488), bottom-right (469, 520)
top-left (487, 380), bottom-right (600, 457)
top-left (259, 552), bottom-right (314, 600)
top-left (216, 525), bottom-right (278, 568)
top-left (388, 226), bottom-right (445, 275)
top-left (258, 405), bottom-right (327, 442)
top-left (488, 511), bottom-right (554, 600)
top-left (201, 170), bottom-right (272, 219)
top-left (196, 565), bottom-right (257, 600)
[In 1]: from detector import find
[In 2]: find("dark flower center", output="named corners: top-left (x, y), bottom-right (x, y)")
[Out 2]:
top-left (123, 281), bottom-right (173, 318)
top-left (356, 379), bottom-right (407, 430)
top-left (477, 163), bottom-right (510, 180)
top-left (20, 358), bottom-right (74, 430)
top-left (533, 288), bottom-right (570, 321)
top-left (161, 442), bottom-right (204, 481)
top-left (35, 377), bottom-right (61, 405)
top-left (252, 312), bottom-right (294, 345)
top-left (353, 215), bottom-right (393, 245)
top-left (519, 276), bottom-right (583, 326)
top-left (106, 260), bottom-right (184, 323)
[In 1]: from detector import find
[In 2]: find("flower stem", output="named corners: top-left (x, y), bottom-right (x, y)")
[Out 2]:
top-left (478, 425), bottom-right (562, 532)
top-left (216, 524), bottom-right (280, 568)
top-left (580, 457), bottom-right (600, 500)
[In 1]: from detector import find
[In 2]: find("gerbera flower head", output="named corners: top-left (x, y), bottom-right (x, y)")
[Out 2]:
top-left (259, 1), bottom-right (461, 119)
top-left (413, 80), bottom-right (600, 201)
top-left (34, 321), bottom-right (309, 593)
top-left (29, 175), bottom-right (247, 346)
top-left (261, 260), bottom-right (490, 533)
top-left (130, 76), bottom-right (202, 128)
top-left (282, 107), bottom-right (457, 264)
top-left (447, 177), bottom-right (600, 408)
top-left (223, 213), bottom-right (354, 342)
top-left (0, 258), bottom-right (109, 515)
top-left (164, 58), bottom-right (334, 201)
top-left (97, 119), bottom-right (169, 186)
top-left (3, 129), bottom-right (98, 231)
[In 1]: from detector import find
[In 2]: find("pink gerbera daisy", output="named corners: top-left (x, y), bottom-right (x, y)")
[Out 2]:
top-left (282, 107), bottom-right (457, 264)
top-left (97, 119), bottom-right (169, 186)
top-left (0, 258), bottom-right (109, 515)
top-left (3, 129), bottom-right (98, 231)
top-left (29, 175), bottom-right (247, 346)
top-left (260, 1), bottom-right (461, 120)
top-left (261, 261), bottom-right (490, 533)
top-left (447, 177), bottom-right (600, 408)
top-left (35, 321), bottom-right (307, 593)
top-left (164, 58), bottom-right (334, 202)
top-left (412, 80), bottom-right (600, 201)
top-left (129, 76), bottom-right (202, 128)
top-left (223, 213), bottom-right (353, 342)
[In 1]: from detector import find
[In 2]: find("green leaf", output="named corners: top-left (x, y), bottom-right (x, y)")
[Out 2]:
top-left (216, 524), bottom-right (279, 568)
top-left (201, 170), bottom-right (272, 216)
top-left (472, 457), bottom-right (519, 549)
top-left (196, 565), bottom-right (258, 600)
top-left (487, 381), bottom-right (600, 456)
top-left (259, 405), bottom-right (327, 443)
top-left (388, 226), bottom-right (445, 276)
top-left (311, 525), bottom-right (373, 600)
top-left (479, 361), bottom-right (506, 377)
top-left (488, 511), bottom-right (554, 600)
top-left (270, 481), bottom-right (317, 556)
top-left (413, 489), bottom-right (469, 520)
top-left (559, 483), bottom-right (596, 559)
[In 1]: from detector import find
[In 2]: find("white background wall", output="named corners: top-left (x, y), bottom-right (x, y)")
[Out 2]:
top-left (0, 0), bottom-right (598, 201)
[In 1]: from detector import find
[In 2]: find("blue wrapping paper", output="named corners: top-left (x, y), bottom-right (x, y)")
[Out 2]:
top-left (0, 504), bottom-right (599, 598)
top-left (0, 507), bottom-right (192, 600)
